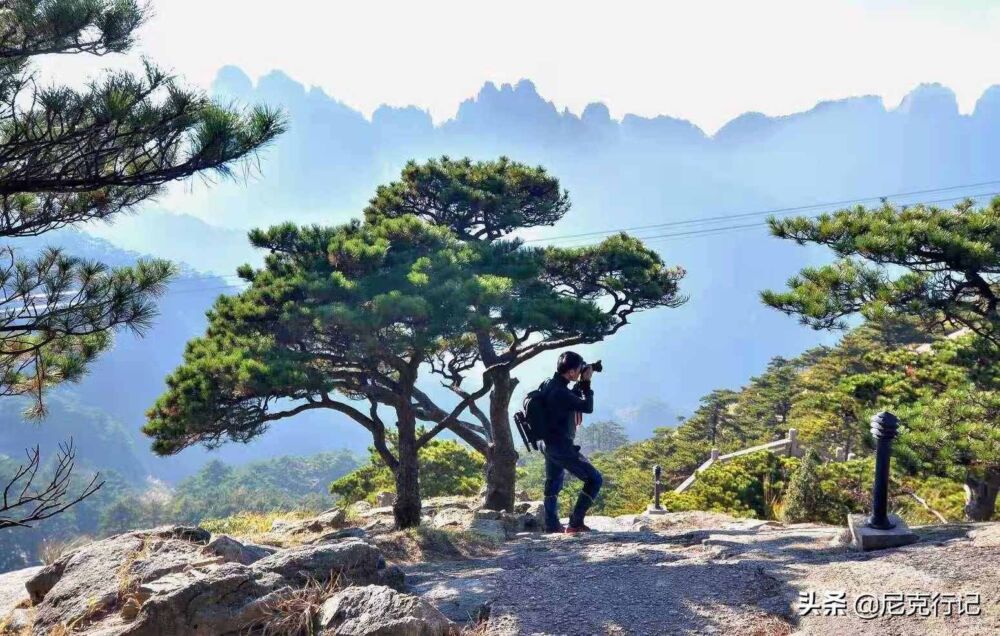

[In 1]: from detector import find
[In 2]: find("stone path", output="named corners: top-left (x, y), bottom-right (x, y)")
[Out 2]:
top-left (405, 516), bottom-right (1000, 635)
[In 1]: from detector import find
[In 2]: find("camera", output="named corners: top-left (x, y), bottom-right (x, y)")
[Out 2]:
top-left (583, 360), bottom-right (603, 374)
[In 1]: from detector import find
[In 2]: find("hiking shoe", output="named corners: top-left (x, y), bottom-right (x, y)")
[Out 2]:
top-left (564, 524), bottom-right (592, 534)
top-left (544, 525), bottom-right (565, 534)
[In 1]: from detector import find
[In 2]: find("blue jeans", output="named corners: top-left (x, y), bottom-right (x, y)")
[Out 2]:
top-left (542, 443), bottom-right (603, 530)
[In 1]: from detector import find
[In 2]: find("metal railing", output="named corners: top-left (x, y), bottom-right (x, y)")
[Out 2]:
top-left (673, 428), bottom-right (801, 494)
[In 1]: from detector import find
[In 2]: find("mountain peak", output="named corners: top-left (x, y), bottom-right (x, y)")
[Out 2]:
top-left (895, 83), bottom-right (959, 117)
top-left (973, 84), bottom-right (1000, 119)
top-left (211, 65), bottom-right (253, 98)
top-left (582, 102), bottom-right (613, 125)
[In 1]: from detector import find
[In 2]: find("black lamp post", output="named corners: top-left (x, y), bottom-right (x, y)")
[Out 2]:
top-left (653, 465), bottom-right (663, 510)
top-left (867, 411), bottom-right (899, 530)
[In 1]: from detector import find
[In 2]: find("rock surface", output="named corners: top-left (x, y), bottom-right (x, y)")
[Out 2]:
top-left (4, 509), bottom-right (998, 635)
top-left (0, 566), bottom-right (40, 630)
top-left (7, 525), bottom-right (401, 635)
top-left (406, 514), bottom-right (1000, 635)
top-left (203, 535), bottom-right (275, 565)
top-left (318, 584), bottom-right (454, 635)
top-left (269, 508), bottom-right (348, 536)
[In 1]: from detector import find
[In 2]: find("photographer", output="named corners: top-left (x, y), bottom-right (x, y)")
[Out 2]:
top-left (540, 351), bottom-right (604, 534)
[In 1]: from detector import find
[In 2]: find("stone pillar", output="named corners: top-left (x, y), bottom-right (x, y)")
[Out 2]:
top-left (788, 428), bottom-right (799, 457)
top-left (710, 448), bottom-right (720, 461)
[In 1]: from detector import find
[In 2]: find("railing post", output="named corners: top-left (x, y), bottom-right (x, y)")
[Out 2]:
top-left (652, 465), bottom-right (663, 510)
top-left (867, 411), bottom-right (899, 530)
top-left (710, 448), bottom-right (720, 461)
top-left (787, 428), bottom-right (799, 457)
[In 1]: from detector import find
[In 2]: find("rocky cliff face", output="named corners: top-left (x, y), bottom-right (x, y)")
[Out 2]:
top-left (1, 499), bottom-right (997, 635)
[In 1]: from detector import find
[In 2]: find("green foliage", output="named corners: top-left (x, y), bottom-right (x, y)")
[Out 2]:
top-left (364, 156), bottom-right (570, 241)
top-left (166, 451), bottom-right (360, 525)
top-left (144, 215), bottom-right (473, 454)
top-left (675, 389), bottom-right (741, 451)
top-left (576, 420), bottom-right (629, 454)
top-left (764, 197), bottom-right (1000, 353)
top-left (330, 440), bottom-right (484, 505)
top-left (0, 451), bottom-right (358, 572)
top-left (782, 450), bottom-right (824, 522)
top-left (513, 314), bottom-right (998, 524)
top-left (200, 511), bottom-right (315, 541)
top-left (0, 0), bottom-right (284, 411)
top-left (364, 156), bottom-right (686, 513)
top-left (682, 453), bottom-right (795, 519)
top-left (146, 156), bottom-right (687, 520)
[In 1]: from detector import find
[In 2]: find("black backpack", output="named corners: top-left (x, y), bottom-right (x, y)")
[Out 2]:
top-left (513, 380), bottom-right (551, 452)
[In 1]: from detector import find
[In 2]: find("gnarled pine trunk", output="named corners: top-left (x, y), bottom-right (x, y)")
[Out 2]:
top-left (392, 405), bottom-right (422, 528)
top-left (483, 372), bottom-right (518, 512)
top-left (964, 469), bottom-right (1000, 522)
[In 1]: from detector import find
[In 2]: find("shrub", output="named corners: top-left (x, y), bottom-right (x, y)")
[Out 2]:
top-left (783, 450), bottom-right (824, 522)
top-left (330, 439), bottom-right (484, 505)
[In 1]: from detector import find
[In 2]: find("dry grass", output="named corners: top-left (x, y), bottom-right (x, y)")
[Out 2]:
top-left (0, 601), bottom-right (34, 635)
top-left (115, 539), bottom-right (154, 624)
top-left (201, 510), bottom-right (315, 545)
top-left (245, 576), bottom-right (342, 636)
top-left (372, 527), bottom-right (501, 564)
top-left (38, 536), bottom-right (93, 565)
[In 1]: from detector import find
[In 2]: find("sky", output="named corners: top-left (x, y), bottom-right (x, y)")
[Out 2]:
top-left (40, 0), bottom-right (1000, 134)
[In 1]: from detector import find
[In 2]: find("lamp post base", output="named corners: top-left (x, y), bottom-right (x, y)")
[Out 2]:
top-left (847, 513), bottom-right (918, 551)
top-left (866, 515), bottom-right (896, 530)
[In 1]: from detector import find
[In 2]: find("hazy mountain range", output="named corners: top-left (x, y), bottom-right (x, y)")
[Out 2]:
top-left (8, 69), bottom-right (1000, 482)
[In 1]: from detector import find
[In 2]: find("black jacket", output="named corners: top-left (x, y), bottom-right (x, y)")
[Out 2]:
top-left (542, 373), bottom-right (594, 447)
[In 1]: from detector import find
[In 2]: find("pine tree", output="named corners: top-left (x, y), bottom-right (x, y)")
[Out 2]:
top-left (145, 217), bottom-right (487, 528)
top-left (0, 1), bottom-right (284, 530)
top-left (764, 199), bottom-right (1000, 520)
top-left (783, 450), bottom-right (824, 522)
top-left (366, 157), bottom-right (687, 511)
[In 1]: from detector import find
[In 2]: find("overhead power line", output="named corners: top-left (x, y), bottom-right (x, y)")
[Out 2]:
top-left (527, 179), bottom-right (1000, 246)
top-left (147, 180), bottom-right (1000, 297)
top-left (548, 188), bottom-right (1000, 247)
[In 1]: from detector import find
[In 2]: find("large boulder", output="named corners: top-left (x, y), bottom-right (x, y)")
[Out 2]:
top-left (304, 527), bottom-right (369, 546)
top-left (0, 566), bottom-right (40, 612)
top-left (26, 526), bottom-right (212, 633)
top-left (250, 539), bottom-right (386, 587)
top-left (203, 535), bottom-right (275, 565)
top-left (0, 565), bottom-right (41, 630)
top-left (430, 507), bottom-right (472, 530)
top-left (270, 508), bottom-right (348, 536)
top-left (470, 509), bottom-right (540, 538)
top-left (318, 585), bottom-right (454, 635)
top-left (118, 564), bottom-right (284, 635)
top-left (22, 526), bottom-right (400, 636)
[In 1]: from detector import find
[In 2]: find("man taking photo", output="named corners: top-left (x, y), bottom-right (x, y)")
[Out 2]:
top-left (541, 351), bottom-right (604, 534)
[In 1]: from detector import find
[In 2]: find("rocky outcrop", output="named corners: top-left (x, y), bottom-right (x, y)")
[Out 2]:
top-left (318, 585), bottom-right (454, 635)
top-left (355, 495), bottom-right (544, 540)
top-left (269, 508), bottom-right (348, 536)
top-left (13, 525), bottom-right (402, 635)
top-left (203, 535), bottom-right (275, 565)
top-left (0, 566), bottom-right (40, 633)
